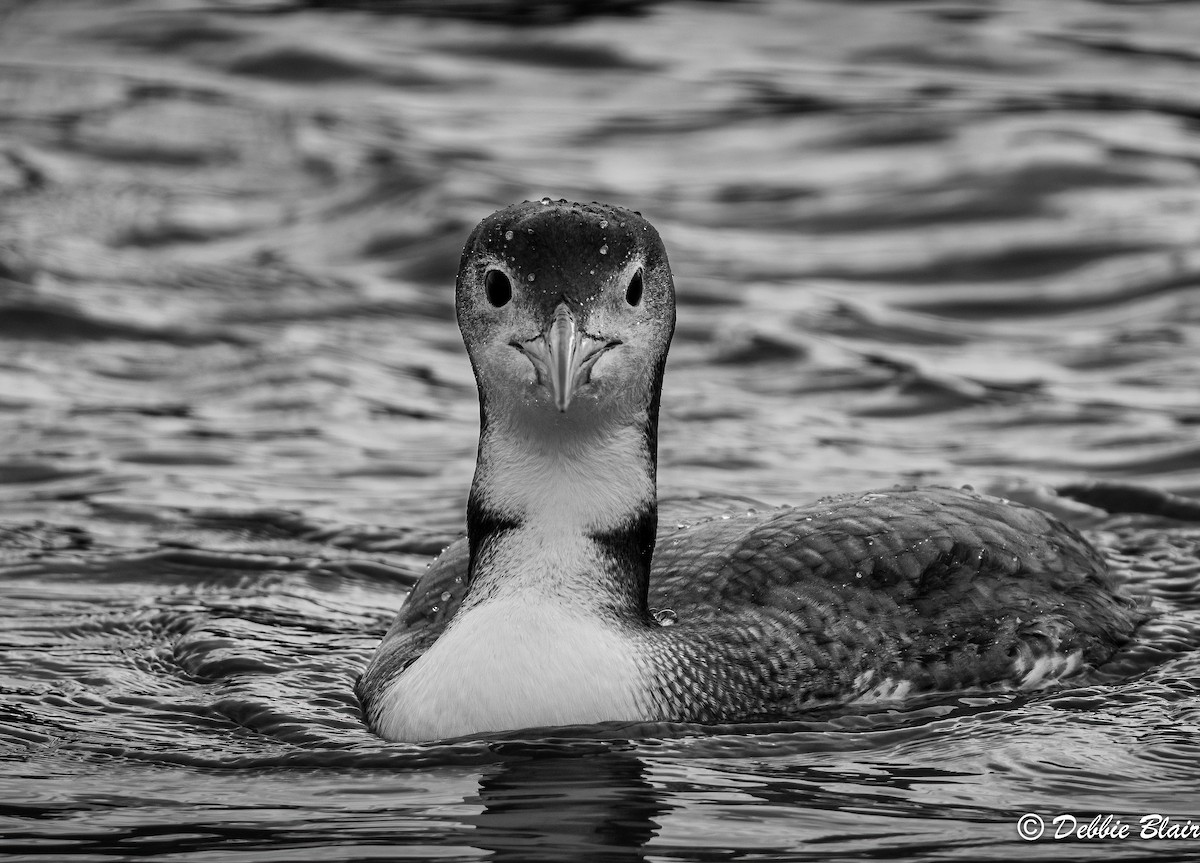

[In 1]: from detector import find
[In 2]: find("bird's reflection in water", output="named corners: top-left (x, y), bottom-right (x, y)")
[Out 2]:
top-left (464, 750), bottom-right (665, 862)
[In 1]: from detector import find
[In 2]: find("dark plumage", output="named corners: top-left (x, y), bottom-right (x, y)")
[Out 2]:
top-left (362, 486), bottom-right (1144, 727)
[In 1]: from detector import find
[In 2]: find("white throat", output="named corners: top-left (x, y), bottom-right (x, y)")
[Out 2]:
top-left (475, 419), bottom-right (654, 537)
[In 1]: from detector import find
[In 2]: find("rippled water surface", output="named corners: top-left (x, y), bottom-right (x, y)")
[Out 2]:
top-left (3, 0), bottom-right (1200, 859)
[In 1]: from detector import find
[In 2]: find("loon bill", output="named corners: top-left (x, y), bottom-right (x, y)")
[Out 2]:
top-left (356, 198), bottom-right (1144, 743)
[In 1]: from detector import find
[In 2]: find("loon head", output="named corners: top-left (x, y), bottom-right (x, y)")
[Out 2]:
top-left (455, 199), bottom-right (676, 438)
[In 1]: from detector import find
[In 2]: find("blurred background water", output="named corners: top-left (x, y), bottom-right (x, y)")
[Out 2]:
top-left (2, 0), bottom-right (1200, 860)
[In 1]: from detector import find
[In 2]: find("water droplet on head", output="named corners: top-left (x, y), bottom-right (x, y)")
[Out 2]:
top-left (504, 230), bottom-right (513, 241)
top-left (599, 244), bottom-right (608, 255)
top-left (527, 273), bottom-right (536, 282)
top-left (440, 591), bottom-right (452, 602)
top-left (599, 219), bottom-right (608, 229)
top-left (653, 608), bottom-right (678, 627)
top-left (540, 197), bottom-right (551, 205)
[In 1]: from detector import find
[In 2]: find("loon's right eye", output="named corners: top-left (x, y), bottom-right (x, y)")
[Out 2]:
top-left (485, 270), bottom-right (512, 307)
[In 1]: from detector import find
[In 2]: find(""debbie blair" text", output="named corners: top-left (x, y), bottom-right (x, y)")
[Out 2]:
top-left (1051, 814), bottom-right (1200, 840)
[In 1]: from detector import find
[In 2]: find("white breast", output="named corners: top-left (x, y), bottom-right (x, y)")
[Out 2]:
top-left (372, 593), bottom-right (650, 742)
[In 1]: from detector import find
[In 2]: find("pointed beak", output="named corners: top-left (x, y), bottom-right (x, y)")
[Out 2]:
top-left (517, 302), bottom-right (619, 412)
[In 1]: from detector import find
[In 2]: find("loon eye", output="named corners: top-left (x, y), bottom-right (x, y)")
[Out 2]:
top-left (625, 269), bottom-right (644, 307)
top-left (485, 269), bottom-right (512, 307)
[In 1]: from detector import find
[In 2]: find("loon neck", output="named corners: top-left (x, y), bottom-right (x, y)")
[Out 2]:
top-left (368, 406), bottom-right (665, 741)
top-left (464, 405), bottom-right (659, 618)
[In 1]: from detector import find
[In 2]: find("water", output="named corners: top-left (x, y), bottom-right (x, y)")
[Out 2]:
top-left (2, 0), bottom-right (1200, 859)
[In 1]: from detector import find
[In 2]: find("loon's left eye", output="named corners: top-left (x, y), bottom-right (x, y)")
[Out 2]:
top-left (625, 269), bottom-right (644, 307)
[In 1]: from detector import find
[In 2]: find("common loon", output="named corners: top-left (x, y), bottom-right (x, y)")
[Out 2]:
top-left (357, 198), bottom-right (1143, 743)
